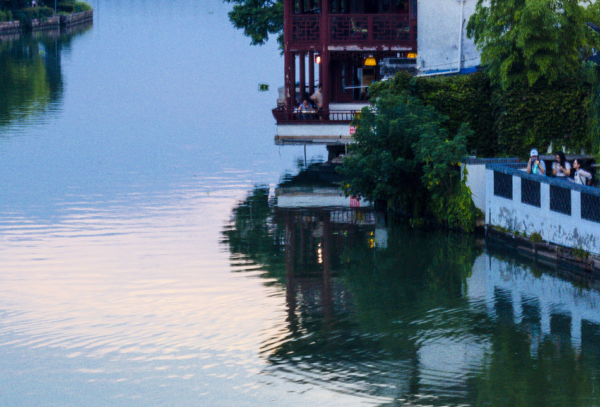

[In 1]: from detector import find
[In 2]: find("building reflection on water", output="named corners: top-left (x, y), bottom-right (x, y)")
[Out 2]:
top-left (0, 23), bottom-right (92, 128)
top-left (222, 163), bottom-right (600, 406)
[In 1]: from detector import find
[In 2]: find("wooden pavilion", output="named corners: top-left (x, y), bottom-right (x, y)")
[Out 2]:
top-left (273, 0), bottom-right (417, 138)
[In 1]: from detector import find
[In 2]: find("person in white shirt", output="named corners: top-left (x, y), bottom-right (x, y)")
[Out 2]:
top-left (572, 159), bottom-right (593, 185)
top-left (552, 151), bottom-right (571, 178)
top-left (310, 85), bottom-right (323, 109)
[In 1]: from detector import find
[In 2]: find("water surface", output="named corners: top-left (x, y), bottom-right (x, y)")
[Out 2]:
top-left (1, 1), bottom-right (600, 406)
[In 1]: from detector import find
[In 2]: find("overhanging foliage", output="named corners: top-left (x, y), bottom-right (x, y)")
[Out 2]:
top-left (223, 0), bottom-right (284, 47)
top-left (339, 91), bottom-right (479, 231)
top-left (370, 67), bottom-right (600, 159)
top-left (466, 0), bottom-right (600, 89)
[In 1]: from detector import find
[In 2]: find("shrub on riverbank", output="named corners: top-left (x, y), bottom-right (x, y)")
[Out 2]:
top-left (0, 0), bottom-right (91, 21)
top-left (57, 0), bottom-right (91, 13)
top-left (0, 9), bottom-right (14, 20)
top-left (371, 71), bottom-right (496, 157)
top-left (370, 64), bottom-right (600, 160)
top-left (13, 6), bottom-right (54, 21)
top-left (339, 91), bottom-right (480, 232)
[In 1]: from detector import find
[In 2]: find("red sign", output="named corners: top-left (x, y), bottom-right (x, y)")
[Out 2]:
top-left (350, 196), bottom-right (360, 207)
top-left (349, 126), bottom-right (356, 135)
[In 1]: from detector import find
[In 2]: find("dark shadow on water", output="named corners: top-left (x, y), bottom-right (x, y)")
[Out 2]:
top-left (221, 167), bottom-right (600, 406)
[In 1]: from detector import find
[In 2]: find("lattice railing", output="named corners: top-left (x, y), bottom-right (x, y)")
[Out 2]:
top-left (292, 15), bottom-right (320, 42)
top-left (521, 178), bottom-right (541, 207)
top-left (272, 108), bottom-right (358, 124)
top-left (487, 164), bottom-right (600, 254)
top-left (289, 14), bottom-right (415, 47)
top-left (582, 193), bottom-right (600, 223)
top-left (550, 185), bottom-right (571, 215)
top-left (326, 14), bottom-right (412, 44)
top-left (372, 15), bottom-right (410, 41)
top-left (330, 16), bottom-right (368, 41)
top-left (494, 171), bottom-right (513, 200)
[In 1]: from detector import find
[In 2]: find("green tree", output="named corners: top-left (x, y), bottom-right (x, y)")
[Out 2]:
top-left (223, 0), bottom-right (284, 47)
top-left (466, 0), bottom-right (600, 89)
top-left (339, 91), bottom-right (428, 217)
top-left (339, 91), bottom-right (478, 231)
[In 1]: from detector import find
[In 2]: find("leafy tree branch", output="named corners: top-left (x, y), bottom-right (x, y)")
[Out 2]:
top-left (223, 0), bottom-right (284, 47)
top-left (466, 0), bottom-right (600, 89)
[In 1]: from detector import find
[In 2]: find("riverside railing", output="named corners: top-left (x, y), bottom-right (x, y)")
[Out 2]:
top-left (486, 163), bottom-right (600, 254)
top-left (289, 13), bottom-right (416, 48)
top-left (272, 108), bottom-right (359, 124)
top-left (327, 14), bottom-right (413, 44)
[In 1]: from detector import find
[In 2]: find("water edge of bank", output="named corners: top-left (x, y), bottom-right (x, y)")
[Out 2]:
top-left (0, 10), bottom-right (92, 34)
top-left (486, 226), bottom-right (600, 278)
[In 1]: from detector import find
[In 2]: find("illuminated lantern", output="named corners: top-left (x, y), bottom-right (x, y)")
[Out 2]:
top-left (364, 56), bottom-right (377, 66)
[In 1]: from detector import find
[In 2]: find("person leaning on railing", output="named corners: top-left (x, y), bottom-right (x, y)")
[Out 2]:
top-left (552, 151), bottom-right (571, 178)
top-left (572, 159), bottom-right (593, 186)
top-left (298, 99), bottom-right (315, 120)
top-left (526, 149), bottom-right (546, 175)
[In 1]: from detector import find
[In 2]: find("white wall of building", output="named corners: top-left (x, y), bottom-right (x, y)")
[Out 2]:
top-left (464, 163), bottom-right (487, 213)
top-left (417, 0), bottom-right (480, 73)
top-left (462, 159), bottom-right (521, 214)
top-left (275, 124), bottom-right (353, 144)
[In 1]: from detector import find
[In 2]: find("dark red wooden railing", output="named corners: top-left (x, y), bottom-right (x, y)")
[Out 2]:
top-left (329, 14), bottom-right (411, 43)
top-left (272, 108), bottom-right (359, 124)
top-left (292, 15), bottom-right (320, 43)
top-left (291, 14), bottom-right (414, 46)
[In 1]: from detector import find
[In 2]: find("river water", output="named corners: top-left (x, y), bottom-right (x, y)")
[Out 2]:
top-left (1, 1), bottom-right (600, 406)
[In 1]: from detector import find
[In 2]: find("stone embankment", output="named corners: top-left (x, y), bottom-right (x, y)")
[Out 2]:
top-left (0, 20), bottom-right (20, 34)
top-left (0, 10), bottom-right (92, 33)
top-left (27, 15), bottom-right (60, 30)
top-left (60, 10), bottom-right (93, 27)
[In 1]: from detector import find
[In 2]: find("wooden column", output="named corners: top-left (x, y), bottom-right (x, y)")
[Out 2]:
top-left (320, 0), bottom-right (330, 114)
top-left (308, 51), bottom-right (315, 94)
top-left (284, 0), bottom-right (295, 112)
top-left (321, 51), bottom-right (330, 114)
top-left (410, 0), bottom-right (417, 48)
top-left (298, 0), bottom-right (304, 13)
top-left (408, 0), bottom-right (412, 41)
top-left (299, 51), bottom-right (306, 102)
top-left (285, 52), bottom-right (296, 112)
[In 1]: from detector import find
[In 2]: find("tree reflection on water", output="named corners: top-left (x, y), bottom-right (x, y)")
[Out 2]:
top-left (221, 169), bottom-right (600, 406)
top-left (0, 24), bottom-right (91, 128)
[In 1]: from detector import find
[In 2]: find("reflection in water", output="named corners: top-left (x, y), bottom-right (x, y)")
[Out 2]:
top-left (222, 169), bottom-right (600, 407)
top-left (0, 24), bottom-right (91, 128)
